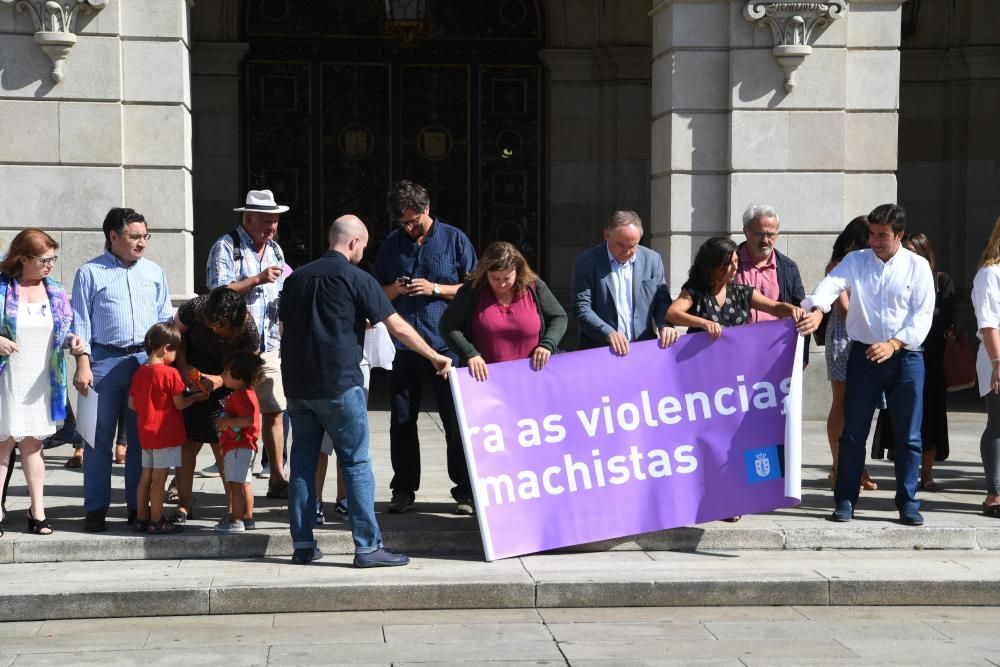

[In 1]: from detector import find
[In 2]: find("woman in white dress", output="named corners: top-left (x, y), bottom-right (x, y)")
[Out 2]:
top-left (0, 229), bottom-right (76, 536)
top-left (973, 216), bottom-right (1000, 517)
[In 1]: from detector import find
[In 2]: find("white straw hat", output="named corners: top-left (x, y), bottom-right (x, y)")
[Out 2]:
top-left (234, 189), bottom-right (289, 214)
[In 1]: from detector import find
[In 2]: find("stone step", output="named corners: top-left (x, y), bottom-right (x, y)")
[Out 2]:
top-left (4, 550), bottom-right (1000, 622)
top-left (4, 514), bottom-right (1000, 564)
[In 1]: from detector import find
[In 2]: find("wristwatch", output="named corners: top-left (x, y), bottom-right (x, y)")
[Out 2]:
top-left (433, 283), bottom-right (441, 296)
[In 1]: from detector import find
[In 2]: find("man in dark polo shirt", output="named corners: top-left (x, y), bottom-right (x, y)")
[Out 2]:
top-left (373, 180), bottom-right (477, 515)
top-left (280, 214), bottom-right (453, 567)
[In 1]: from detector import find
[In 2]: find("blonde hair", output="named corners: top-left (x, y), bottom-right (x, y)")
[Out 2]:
top-left (466, 242), bottom-right (538, 295)
top-left (980, 216), bottom-right (1000, 268)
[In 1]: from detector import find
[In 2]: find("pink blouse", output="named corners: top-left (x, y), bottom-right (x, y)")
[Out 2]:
top-left (470, 288), bottom-right (541, 363)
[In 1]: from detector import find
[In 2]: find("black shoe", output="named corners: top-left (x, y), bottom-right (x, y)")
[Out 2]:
top-left (829, 500), bottom-right (854, 522)
top-left (84, 510), bottom-right (107, 533)
top-left (899, 509), bottom-right (924, 526)
top-left (354, 548), bottom-right (410, 568)
top-left (291, 547), bottom-right (323, 565)
top-left (386, 492), bottom-right (414, 514)
top-left (127, 510), bottom-right (138, 526)
top-left (266, 479), bottom-right (289, 499)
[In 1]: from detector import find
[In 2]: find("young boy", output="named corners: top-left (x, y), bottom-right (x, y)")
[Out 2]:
top-left (215, 352), bottom-right (265, 533)
top-left (128, 323), bottom-right (205, 534)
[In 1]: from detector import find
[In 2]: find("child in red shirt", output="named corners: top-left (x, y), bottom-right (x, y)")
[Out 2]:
top-left (128, 323), bottom-right (206, 534)
top-left (214, 352), bottom-right (265, 533)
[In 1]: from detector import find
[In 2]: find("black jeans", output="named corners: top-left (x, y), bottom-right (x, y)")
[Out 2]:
top-left (388, 349), bottom-right (471, 499)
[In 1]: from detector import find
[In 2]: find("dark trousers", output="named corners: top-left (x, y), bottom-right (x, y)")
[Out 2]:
top-left (836, 342), bottom-right (924, 512)
top-left (388, 349), bottom-right (471, 499)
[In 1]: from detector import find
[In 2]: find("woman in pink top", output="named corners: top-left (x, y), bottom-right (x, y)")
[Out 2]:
top-left (440, 242), bottom-right (567, 381)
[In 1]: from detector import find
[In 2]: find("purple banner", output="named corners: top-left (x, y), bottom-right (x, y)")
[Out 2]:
top-left (450, 319), bottom-right (804, 560)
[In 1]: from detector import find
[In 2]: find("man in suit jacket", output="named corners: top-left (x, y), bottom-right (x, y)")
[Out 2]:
top-left (571, 211), bottom-right (677, 354)
top-left (735, 204), bottom-right (810, 364)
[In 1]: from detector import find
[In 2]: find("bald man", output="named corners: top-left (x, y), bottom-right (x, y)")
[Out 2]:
top-left (279, 215), bottom-right (452, 567)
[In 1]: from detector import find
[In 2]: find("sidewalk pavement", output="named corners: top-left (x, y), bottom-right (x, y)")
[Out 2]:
top-left (4, 407), bottom-right (1000, 620)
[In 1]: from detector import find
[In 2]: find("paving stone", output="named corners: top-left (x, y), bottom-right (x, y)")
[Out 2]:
top-left (830, 579), bottom-right (1000, 606)
top-left (538, 606), bottom-right (807, 624)
top-left (144, 623), bottom-right (383, 648)
top-left (0, 585), bottom-right (210, 622)
top-left (546, 621), bottom-right (714, 641)
top-left (703, 619), bottom-right (948, 641)
top-left (38, 613), bottom-right (275, 634)
top-left (7, 647), bottom-right (269, 665)
top-left (536, 578), bottom-right (829, 608)
top-left (383, 622), bottom-right (551, 642)
top-left (558, 638), bottom-right (855, 660)
top-left (0, 621), bottom-right (43, 637)
top-left (267, 640), bottom-right (563, 664)
top-left (837, 638), bottom-right (1000, 662)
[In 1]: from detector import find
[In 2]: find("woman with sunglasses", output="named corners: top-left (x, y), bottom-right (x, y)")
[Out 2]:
top-left (0, 229), bottom-right (77, 535)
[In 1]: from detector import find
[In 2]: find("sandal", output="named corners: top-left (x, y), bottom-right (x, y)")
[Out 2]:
top-left (27, 509), bottom-right (53, 535)
top-left (860, 470), bottom-right (878, 491)
top-left (921, 480), bottom-right (941, 492)
top-left (984, 504), bottom-right (1000, 518)
top-left (165, 476), bottom-right (180, 504)
top-left (169, 506), bottom-right (194, 525)
top-left (148, 519), bottom-right (183, 534)
top-left (64, 451), bottom-right (83, 469)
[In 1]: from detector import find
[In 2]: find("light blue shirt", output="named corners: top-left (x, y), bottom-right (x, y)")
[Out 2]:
top-left (70, 251), bottom-right (173, 354)
top-left (206, 225), bottom-right (285, 353)
top-left (607, 247), bottom-right (634, 341)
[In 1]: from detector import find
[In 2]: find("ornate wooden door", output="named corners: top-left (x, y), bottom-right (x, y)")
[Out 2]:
top-left (244, 1), bottom-right (544, 271)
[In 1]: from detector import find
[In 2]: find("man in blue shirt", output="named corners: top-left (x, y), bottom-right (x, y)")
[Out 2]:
top-left (372, 181), bottom-right (477, 514)
top-left (71, 208), bottom-right (174, 532)
top-left (281, 214), bottom-right (452, 566)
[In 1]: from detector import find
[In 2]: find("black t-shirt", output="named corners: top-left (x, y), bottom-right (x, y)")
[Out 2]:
top-left (279, 251), bottom-right (395, 398)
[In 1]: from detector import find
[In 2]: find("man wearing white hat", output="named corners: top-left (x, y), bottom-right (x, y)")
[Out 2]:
top-left (206, 189), bottom-right (290, 499)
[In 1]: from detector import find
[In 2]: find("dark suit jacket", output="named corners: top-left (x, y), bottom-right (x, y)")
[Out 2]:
top-left (736, 242), bottom-right (810, 363)
top-left (571, 244), bottom-right (671, 350)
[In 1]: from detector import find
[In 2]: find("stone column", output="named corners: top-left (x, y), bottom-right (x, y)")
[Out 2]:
top-left (190, 41), bottom-right (247, 293)
top-left (0, 0), bottom-right (194, 299)
top-left (541, 46), bottom-right (652, 300)
top-left (650, 0), bottom-right (905, 417)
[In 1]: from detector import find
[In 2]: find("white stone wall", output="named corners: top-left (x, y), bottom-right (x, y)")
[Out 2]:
top-left (0, 0), bottom-right (194, 300)
top-left (650, 0), bottom-right (905, 417)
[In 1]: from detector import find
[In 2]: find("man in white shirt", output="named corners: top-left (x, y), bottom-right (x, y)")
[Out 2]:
top-left (798, 204), bottom-right (935, 526)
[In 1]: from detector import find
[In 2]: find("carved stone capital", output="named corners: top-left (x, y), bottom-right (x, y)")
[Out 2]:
top-left (0, 0), bottom-right (108, 83)
top-left (743, 1), bottom-right (847, 92)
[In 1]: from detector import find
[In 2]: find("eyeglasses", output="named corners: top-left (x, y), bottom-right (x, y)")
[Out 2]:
top-left (398, 215), bottom-right (421, 228)
top-left (32, 256), bottom-right (58, 267)
top-left (750, 231), bottom-right (778, 240)
top-left (123, 233), bottom-right (152, 242)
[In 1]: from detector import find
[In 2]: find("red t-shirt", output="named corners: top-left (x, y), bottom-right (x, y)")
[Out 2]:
top-left (129, 364), bottom-right (188, 450)
top-left (470, 287), bottom-right (541, 363)
top-left (219, 388), bottom-right (260, 454)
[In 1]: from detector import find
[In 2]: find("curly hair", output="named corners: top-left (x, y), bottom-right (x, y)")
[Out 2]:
top-left (202, 287), bottom-right (248, 331)
top-left (223, 351), bottom-right (265, 389)
top-left (0, 228), bottom-right (58, 279)
top-left (465, 241), bottom-right (538, 296)
top-left (386, 180), bottom-right (430, 219)
top-left (684, 237), bottom-right (737, 294)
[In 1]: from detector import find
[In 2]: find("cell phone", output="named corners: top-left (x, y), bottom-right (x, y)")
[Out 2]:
top-left (396, 275), bottom-right (412, 285)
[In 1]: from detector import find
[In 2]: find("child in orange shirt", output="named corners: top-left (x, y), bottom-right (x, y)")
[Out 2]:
top-left (128, 323), bottom-right (205, 534)
top-left (214, 352), bottom-right (265, 533)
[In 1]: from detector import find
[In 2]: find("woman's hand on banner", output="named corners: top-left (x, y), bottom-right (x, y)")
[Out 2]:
top-left (467, 355), bottom-right (489, 381)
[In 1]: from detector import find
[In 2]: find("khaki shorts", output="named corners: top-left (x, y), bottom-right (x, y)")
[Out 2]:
top-left (141, 446), bottom-right (182, 470)
top-left (255, 349), bottom-right (286, 413)
top-left (223, 447), bottom-right (255, 484)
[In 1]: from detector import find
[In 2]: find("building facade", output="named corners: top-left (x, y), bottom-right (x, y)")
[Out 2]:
top-left (2, 0), bottom-right (998, 415)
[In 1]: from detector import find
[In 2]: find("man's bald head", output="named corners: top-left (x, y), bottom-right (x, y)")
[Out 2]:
top-left (329, 214), bottom-right (369, 264)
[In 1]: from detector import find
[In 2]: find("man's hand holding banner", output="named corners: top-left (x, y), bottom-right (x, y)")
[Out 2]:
top-left (449, 318), bottom-right (804, 560)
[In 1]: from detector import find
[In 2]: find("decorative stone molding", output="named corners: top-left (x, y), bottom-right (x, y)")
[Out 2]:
top-left (1, 0), bottom-right (108, 83)
top-left (743, 1), bottom-right (847, 92)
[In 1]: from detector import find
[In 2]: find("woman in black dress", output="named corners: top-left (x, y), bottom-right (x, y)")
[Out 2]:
top-left (171, 287), bottom-right (259, 523)
top-left (667, 237), bottom-right (803, 337)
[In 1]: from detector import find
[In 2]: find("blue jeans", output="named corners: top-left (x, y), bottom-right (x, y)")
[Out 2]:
top-left (288, 388), bottom-right (381, 554)
top-left (83, 347), bottom-right (145, 513)
top-left (836, 343), bottom-right (924, 512)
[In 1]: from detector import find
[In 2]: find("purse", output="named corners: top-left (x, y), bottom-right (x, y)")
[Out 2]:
top-left (943, 328), bottom-right (977, 392)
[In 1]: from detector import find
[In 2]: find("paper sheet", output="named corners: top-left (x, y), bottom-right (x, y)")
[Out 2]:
top-left (76, 387), bottom-right (99, 448)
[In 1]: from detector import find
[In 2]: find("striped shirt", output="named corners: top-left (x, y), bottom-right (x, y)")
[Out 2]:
top-left (206, 225), bottom-right (285, 353)
top-left (70, 251), bottom-right (173, 354)
top-left (607, 247), bottom-right (635, 341)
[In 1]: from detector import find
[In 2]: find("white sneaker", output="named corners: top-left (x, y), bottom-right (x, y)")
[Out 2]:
top-left (213, 518), bottom-right (245, 533)
top-left (198, 463), bottom-right (220, 478)
top-left (254, 462), bottom-right (270, 479)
